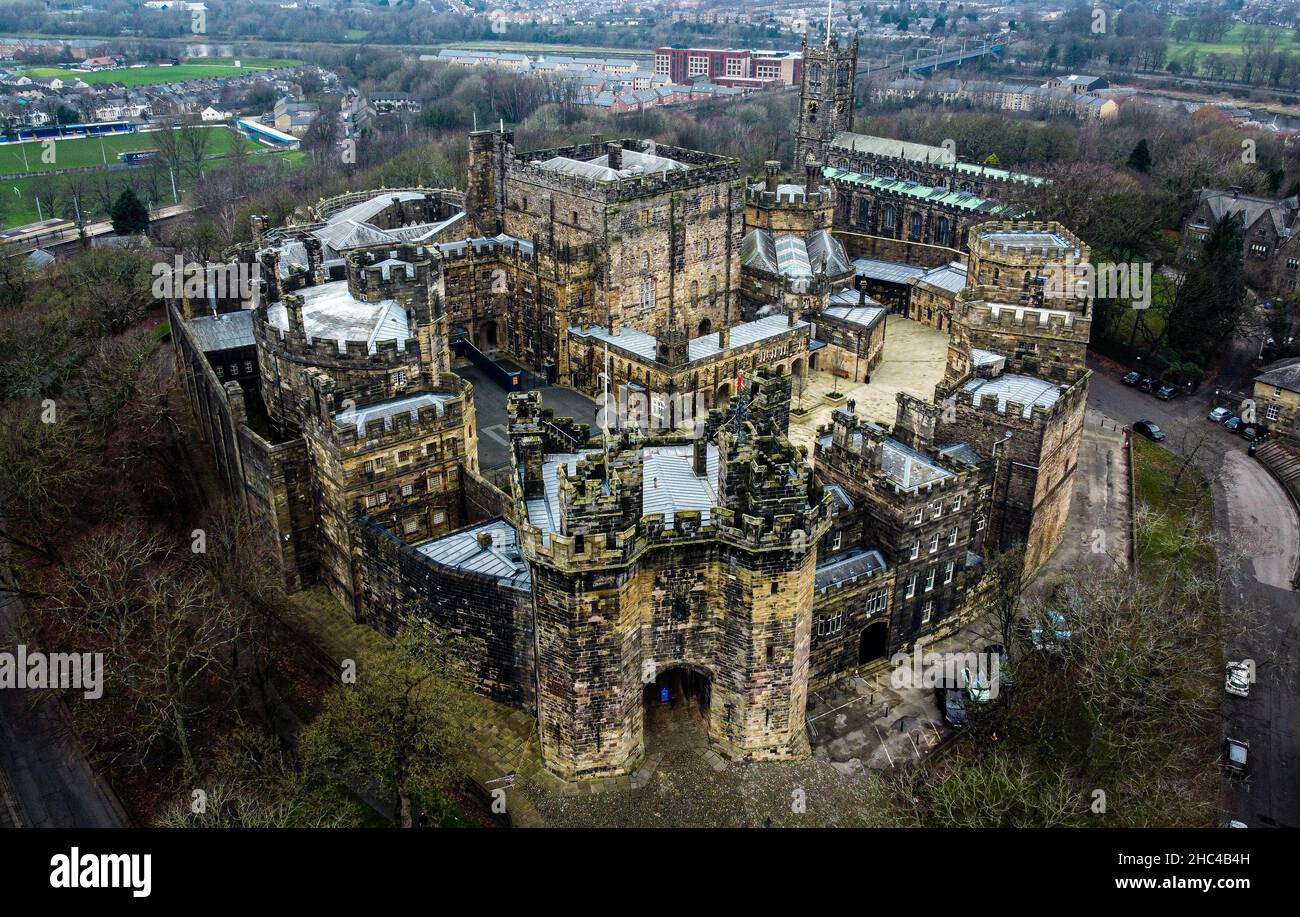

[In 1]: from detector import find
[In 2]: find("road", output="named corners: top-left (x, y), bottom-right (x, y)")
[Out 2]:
top-left (0, 539), bottom-right (129, 827)
top-left (1087, 352), bottom-right (1300, 829)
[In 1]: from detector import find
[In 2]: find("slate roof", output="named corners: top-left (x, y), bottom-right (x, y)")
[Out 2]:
top-left (853, 257), bottom-right (927, 285)
top-left (1255, 356), bottom-right (1300, 393)
top-left (187, 309), bottom-right (255, 353)
top-left (641, 443), bottom-right (719, 525)
top-left (962, 373), bottom-right (1064, 419)
top-left (914, 261), bottom-right (968, 295)
top-left (266, 281), bottom-right (409, 353)
top-left (415, 519), bottom-right (531, 592)
top-left (815, 548), bottom-right (888, 592)
top-left (334, 392), bottom-right (453, 435)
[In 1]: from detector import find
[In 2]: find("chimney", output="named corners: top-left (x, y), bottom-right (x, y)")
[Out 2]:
top-left (605, 141), bottom-right (623, 170)
top-left (285, 293), bottom-right (304, 335)
top-left (858, 286), bottom-right (867, 305)
top-left (806, 160), bottom-right (822, 192)
top-left (1230, 185), bottom-right (1242, 199)
top-left (590, 132), bottom-right (603, 154)
top-left (693, 435), bottom-right (708, 477)
top-left (718, 327), bottom-right (730, 348)
top-left (765, 160), bottom-right (780, 193)
top-left (477, 531), bottom-right (494, 549)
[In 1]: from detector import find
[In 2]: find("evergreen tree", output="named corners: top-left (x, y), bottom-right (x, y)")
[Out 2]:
top-left (1127, 139), bottom-right (1152, 173)
top-left (109, 187), bottom-right (150, 236)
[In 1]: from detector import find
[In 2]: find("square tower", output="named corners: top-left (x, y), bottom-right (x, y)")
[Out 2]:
top-left (795, 24), bottom-right (859, 167)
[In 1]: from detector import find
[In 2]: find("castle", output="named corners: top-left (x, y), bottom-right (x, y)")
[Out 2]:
top-left (168, 21), bottom-right (1092, 781)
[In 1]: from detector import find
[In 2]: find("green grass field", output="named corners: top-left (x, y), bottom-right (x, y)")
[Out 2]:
top-left (0, 127), bottom-right (242, 175)
top-left (1, 147), bottom-right (304, 228)
top-left (22, 57), bottom-right (301, 87)
top-left (1166, 20), bottom-right (1300, 65)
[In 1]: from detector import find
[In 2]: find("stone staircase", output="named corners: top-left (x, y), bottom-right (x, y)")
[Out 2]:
top-left (1253, 439), bottom-right (1300, 501)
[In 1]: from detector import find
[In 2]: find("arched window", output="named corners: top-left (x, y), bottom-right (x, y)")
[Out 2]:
top-left (937, 217), bottom-right (951, 246)
top-left (910, 212), bottom-right (922, 239)
top-left (808, 63), bottom-right (822, 89)
top-left (690, 280), bottom-right (699, 304)
top-left (641, 252), bottom-right (650, 272)
top-left (1022, 271), bottom-right (1032, 290)
top-left (709, 276), bottom-right (718, 299)
top-left (883, 205), bottom-right (897, 231)
top-left (641, 277), bottom-right (656, 310)
top-left (857, 198), bottom-right (869, 226)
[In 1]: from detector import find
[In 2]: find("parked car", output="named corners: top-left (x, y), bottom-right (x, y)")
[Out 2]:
top-left (1225, 661), bottom-right (1251, 698)
top-left (1224, 415), bottom-right (1243, 432)
top-left (984, 643), bottom-right (1014, 689)
top-left (1224, 738), bottom-right (1250, 776)
top-left (1132, 420), bottom-right (1166, 442)
top-left (1121, 371), bottom-right (1142, 386)
top-left (1138, 376), bottom-right (1160, 393)
top-left (936, 687), bottom-right (969, 727)
top-left (1240, 424), bottom-right (1268, 442)
top-left (1226, 820), bottom-right (1248, 828)
top-left (1155, 384), bottom-right (1179, 400)
top-left (1208, 406), bottom-right (1231, 423)
top-left (1022, 609), bottom-right (1072, 651)
top-left (962, 666), bottom-right (992, 704)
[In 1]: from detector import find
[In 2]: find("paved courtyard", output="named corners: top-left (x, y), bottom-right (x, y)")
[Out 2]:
top-left (454, 361), bottom-right (599, 470)
top-left (788, 315), bottom-right (949, 457)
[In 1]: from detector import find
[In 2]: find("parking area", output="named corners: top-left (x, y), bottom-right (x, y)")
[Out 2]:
top-left (805, 613), bottom-right (1003, 776)
top-left (454, 361), bottom-right (599, 470)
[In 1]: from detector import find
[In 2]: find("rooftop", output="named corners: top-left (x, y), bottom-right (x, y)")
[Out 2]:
top-left (641, 443), bottom-right (720, 525)
top-left (570, 313), bottom-right (809, 366)
top-left (416, 519), bottom-right (531, 592)
top-left (267, 281), bottom-right (409, 353)
top-left (915, 261), bottom-right (968, 295)
top-left (537, 147), bottom-right (686, 183)
top-left (962, 373), bottom-right (1064, 419)
top-left (1255, 356), bottom-right (1300, 393)
top-left (815, 548), bottom-right (887, 593)
top-left (334, 391), bottom-right (453, 435)
top-left (187, 309), bottom-right (255, 353)
top-left (853, 257), bottom-right (927, 285)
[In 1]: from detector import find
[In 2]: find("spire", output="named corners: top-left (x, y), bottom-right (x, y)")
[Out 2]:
top-left (825, 0), bottom-right (833, 49)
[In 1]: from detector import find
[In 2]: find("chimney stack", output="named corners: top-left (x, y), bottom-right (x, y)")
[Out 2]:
top-left (590, 132), bottom-right (603, 154)
top-left (605, 141), bottom-right (623, 170)
top-left (806, 160), bottom-right (822, 192)
top-left (765, 160), bottom-right (780, 193)
top-left (693, 436), bottom-right (708, 477)
top-left (718, 327), bottom-right (730, 348)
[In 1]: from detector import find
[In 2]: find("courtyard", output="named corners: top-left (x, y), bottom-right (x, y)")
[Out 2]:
top-left (788, 315), bottom-right (950, 457)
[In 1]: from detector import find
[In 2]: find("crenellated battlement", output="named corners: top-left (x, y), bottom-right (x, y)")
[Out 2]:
top-left (304, 369), bottom-right (471, 451)
top-left (253, 300), bottom-right (423, 368)
top-left (946, 371), bottom-right (1089, 427)
top-left (956, 297), bottom-right (1090, 334)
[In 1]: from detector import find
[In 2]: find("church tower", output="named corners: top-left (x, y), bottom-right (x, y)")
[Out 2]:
top-left (795, 4), bottom-right (859, 167)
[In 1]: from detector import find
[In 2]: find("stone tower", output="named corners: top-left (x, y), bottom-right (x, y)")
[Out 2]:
top-left (795, 11), bottom-right (859, 168)
top-left (935, 220), bottom-right (1094, 575)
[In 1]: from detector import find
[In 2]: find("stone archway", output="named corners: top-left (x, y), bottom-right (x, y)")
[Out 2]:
top-left (859, 622), bottom-right (888, 665)
top-left (792, 357), bottom-right (805, 378)
top-left (642, 664), bottom-right (713, 751)
top-left (698, 317), bottom-right (713, 336)
top-left (716, 381), bottom-right (732, 404)
top-left (478, 320), bottom-right (498, 349)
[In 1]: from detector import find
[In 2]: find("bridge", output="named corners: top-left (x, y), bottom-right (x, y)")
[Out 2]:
top-left (864, 38), bottom-right (1009, 79)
